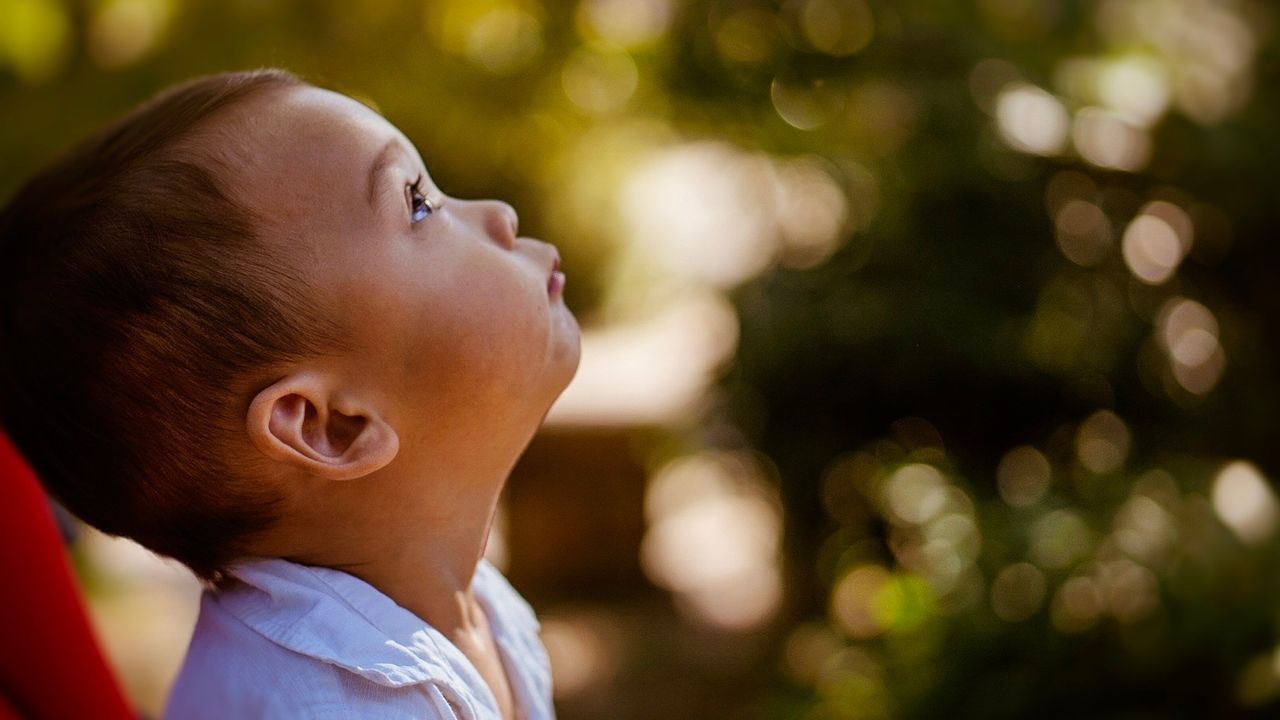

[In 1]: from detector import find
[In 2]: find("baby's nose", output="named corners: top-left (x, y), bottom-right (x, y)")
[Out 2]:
top-left (480, 199), bottom-right (518, 250)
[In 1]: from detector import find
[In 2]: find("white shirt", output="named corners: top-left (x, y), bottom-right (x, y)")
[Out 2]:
top-left (163, 558), bottom-right (555, 719)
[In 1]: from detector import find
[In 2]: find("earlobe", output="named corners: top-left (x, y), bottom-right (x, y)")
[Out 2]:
top-left (246, 374), bottom-right (398, 481)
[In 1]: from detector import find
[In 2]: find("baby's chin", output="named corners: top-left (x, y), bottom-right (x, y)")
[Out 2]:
top-left (553, 320), bottom-right (583, 383)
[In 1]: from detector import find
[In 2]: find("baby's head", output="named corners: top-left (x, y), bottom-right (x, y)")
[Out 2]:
top-left (0, 69), bottom-right (580, 583)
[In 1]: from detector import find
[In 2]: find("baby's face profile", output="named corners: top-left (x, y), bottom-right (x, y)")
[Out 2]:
top-left (220, 85), bottom-right (580, 443)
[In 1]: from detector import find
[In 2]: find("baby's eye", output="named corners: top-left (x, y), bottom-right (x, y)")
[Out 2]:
top-left (407, 176), bottom-right (438, 224)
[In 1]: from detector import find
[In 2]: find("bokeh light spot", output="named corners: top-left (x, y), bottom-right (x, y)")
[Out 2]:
top-left (1097, 54), bottom-right (1171, 127)
top-left (783, 622), bottom-right (844, 686)
top-left (1122, 213), bottom-right (1181, 285)
top-left (991, 562), bottom-right (1047, 622)
top-left (830, 564), bottom-right (891, 638)
top-left (641, 451), bottom-right (783, 630)
top-left (1113, 494), bottom-right (1176, 564)
top-left (1212, 461), bottom-right (1278, 546)
top-left (0, 0), bottom-right (70, 83)
top-left (997, 446), bottom-right (1051, 508)
top-left (773, 156), bottom-right (849, 269)
top-left (1051, 575), bottom-right (1103, 633)
top-left (797, 0), bottom-right (874, 56)
top-left (1054, 199), bottom-right (1113, 267)
top-left (620, 142), bottom-right (778, 286)
top-left (540, 614), bottom-right (619, 699)
top-left (872, 573), bottom-right (933, 634)
top-left (924, 513), bottom-right (982, 566)
top-left (1099, 558), bottom-right (1158, 623)
top-left (89, 0), bottom-right (174, 68)
top-left (883, 463), bottom-right (948, 525)
top-left (1156, 297), bottom-right (1226, 395)
top-left (771, 76), bottom-right (846, 131)
top-left (714, 7), bottom-right (779, 65)
top-left (1029, 509), bottom-right (1092, 569)
top-left (578, 0), bottom-right (672, 48)
top-left (1075, 410), bottom-right (1130, 474)
top-left (464, 5), bottom-right (544, 73)
top-left (1073, 107), bottom-right (1151, 172)
top-left (561, 43), bottom-right (638, 114)
top-left (995, 82), bottom-right (1069, 156)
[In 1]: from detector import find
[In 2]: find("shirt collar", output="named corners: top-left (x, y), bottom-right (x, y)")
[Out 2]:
top-left (216, 557), bottom-right (490, 713)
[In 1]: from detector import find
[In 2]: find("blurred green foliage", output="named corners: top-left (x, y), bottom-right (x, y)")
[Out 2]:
top-left (3, 0), bottom-right (1279, 717)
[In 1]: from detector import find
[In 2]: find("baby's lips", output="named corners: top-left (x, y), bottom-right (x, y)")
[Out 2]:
top-left (546, 249), bottom-right (565, 295)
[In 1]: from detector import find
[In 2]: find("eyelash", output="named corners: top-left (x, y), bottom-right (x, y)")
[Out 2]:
top-left (408, 174), bottom-right (438, 224)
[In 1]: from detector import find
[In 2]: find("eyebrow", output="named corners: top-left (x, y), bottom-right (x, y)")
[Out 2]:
top-left (365, 138), bottom-right (406, 210)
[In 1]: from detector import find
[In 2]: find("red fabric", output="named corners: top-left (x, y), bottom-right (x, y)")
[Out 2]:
top-left (0, 693), bottom-right (24, 720)
top-left (0, 431), bottom-right (135, 719)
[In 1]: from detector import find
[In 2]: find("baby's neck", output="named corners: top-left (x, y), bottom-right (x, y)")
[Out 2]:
top-left (265, 462), bottom-right (520, 716)
top-left (327, 522), bottom-right (493, 634)
top-left (257, 449), bottom-right (514, 636)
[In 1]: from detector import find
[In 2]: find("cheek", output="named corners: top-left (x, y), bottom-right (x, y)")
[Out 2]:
top-left (402, 257), bottom-right (552, 403)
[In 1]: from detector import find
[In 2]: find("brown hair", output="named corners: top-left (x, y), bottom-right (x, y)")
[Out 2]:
top-left (0, 68), bottom-right (338, 584)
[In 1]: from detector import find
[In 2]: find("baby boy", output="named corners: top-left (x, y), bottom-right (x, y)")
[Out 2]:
top-left (0, 68), bottom-right (580, 718)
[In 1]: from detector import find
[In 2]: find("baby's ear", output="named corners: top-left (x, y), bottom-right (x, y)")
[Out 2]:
top-left (246, 373), bottom-right (398, 480)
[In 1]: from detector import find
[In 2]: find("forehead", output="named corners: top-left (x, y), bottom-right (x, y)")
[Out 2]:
top-left (211, 85), bottom-right (411, 232)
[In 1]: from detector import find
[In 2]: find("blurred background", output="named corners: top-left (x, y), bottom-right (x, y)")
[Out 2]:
top-left (2, 0), bottom-right (1279, 717)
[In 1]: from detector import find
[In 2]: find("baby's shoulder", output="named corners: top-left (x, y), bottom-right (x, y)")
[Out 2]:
top-left (164, 586), bottom-right (472, 720)
top-left (162, 593), bottom-right (351, 719)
